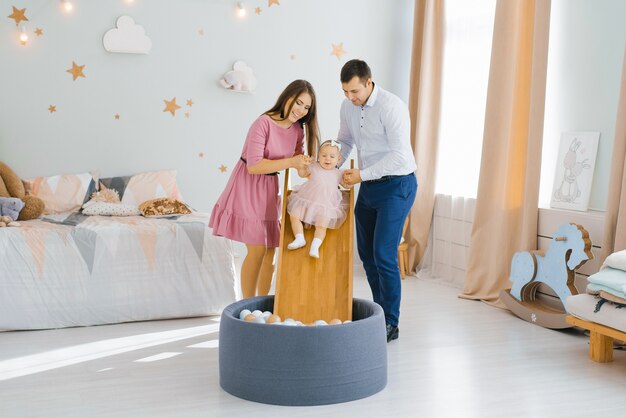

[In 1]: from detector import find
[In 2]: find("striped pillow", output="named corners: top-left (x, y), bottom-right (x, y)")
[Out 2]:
top-left (99, 170), bottom-right (182, 206)
top-left (24, 172), bottom-right (97, 214)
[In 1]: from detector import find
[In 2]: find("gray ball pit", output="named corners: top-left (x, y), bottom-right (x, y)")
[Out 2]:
top-left (218, 296), bottom-right (387, 406)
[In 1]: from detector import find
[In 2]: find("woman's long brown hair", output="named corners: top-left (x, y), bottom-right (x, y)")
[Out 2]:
top-left (264, 79), bottom-right (320, 158)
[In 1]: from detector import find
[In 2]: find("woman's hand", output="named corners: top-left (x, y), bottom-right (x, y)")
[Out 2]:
top-left (291, 154), bottom-right (312, 171)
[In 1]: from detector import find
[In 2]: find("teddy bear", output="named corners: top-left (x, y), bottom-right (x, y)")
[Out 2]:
top-left (219, 61), bottom-right (257, 93)
top-left (0, 196), bottom-right (25, 221)
top-left (0, 161), bottom-right (44, 221)
top-left (0, 215), bottom-right (20, 227)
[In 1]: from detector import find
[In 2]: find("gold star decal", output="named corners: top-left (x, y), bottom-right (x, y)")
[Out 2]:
top-left (34, 27), bottom-right (43, 36)
top-left (186, 99), bottom-right (193, 107)
top-left (255, 7), bottom-right (262, 15)
top-left (198, 152), bottom-right (205, 158)
top-left (198, 28), bottom-right (204, 36)
top-left (48, 105), bottom-right (56, 113)
top-left (66, 61), bottom-right (86, 81)
top-left (163, 97), bottom-right (181, 116)
top-left (219, 164), bottom-right (227, 173)
top-left (8, 6), bottom-right (28, 26)
top-left (268, 0), bottom-right (280, 6)
top-left (114, 114), bottom-right (120, 120)
top-left (331, 43), bottom-right (346, 60)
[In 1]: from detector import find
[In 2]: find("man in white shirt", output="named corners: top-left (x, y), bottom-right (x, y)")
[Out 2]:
top-left (338, 59), bottom-right (417, 342)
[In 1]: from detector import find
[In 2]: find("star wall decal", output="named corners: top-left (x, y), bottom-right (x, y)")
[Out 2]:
top-left (219, 164), bottom-right (227, 173)
top-left (198, 152), bottom-right (205, 158)
top-left (184, 112), bottom-right (190, 118)
top-left (34, 27), bottom-right (43, 36)
top-left (8, 6), bottom-right (28, 26)
top-left (268, 0), bottom-right (279, 6)
top-left (66, 61), bottom-right (86, 81)
top-left (331, 43), bottom-right (346, 60)
top-left (114, 114), bottom-right (120, 120)
top-left (186, 99), bottom-right (193, 107)
top-left (163, 97), bottom-right (181, 116)
top-left (48, 105), bottom-right (56, 113)
top-left (255, 7), bottom-right (262, 15)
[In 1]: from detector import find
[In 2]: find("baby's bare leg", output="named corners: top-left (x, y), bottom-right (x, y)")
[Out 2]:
top-left (309, 226), bottom-right (327, 259)
top-left (287, 214), bottom-right (306, 250)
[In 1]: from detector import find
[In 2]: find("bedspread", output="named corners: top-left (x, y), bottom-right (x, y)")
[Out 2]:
top-left (0, 213), bottom-right (237, 330)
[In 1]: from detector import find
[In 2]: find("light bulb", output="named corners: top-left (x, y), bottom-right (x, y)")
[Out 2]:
top-left (19, 26), bottom-right (28, 45)
top-left (62, 0), bottom-right (73, 12)
top-left (236, 2), bottom-right (246, 18)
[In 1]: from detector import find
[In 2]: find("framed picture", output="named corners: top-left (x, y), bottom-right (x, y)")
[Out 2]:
top-left (550, 131), bottom-right (600, 212)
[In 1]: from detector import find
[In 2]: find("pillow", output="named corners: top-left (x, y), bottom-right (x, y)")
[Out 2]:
top-left (139, 197), bottom-right (192, 217)
top-left (23, 172), bottom-right (97, 215)
top-left (82, 201), bottom-right (141, 216)
top-left (100, 170), bottom-right (182, 206)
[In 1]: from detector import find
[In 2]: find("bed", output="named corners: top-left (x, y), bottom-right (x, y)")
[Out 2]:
top-left (0, 212), bottom-right (237, 331)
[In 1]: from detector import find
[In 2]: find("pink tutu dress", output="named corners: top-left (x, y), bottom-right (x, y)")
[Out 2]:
top-left (209, 115), bottom-right (304, 247)
top-left (287, 162), bottom-right (348, 229)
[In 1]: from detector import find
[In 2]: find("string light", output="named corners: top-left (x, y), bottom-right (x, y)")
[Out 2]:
top-left (62, 0), bottom-right (73, 12)
top-left (236, 2), bottom-right (246, 18)
top-left (19, 25), bottom-right (28, 45)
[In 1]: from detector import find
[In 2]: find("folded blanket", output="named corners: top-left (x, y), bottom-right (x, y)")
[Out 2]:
top-left (587, 283), bottom-right (626, 300)
top-left (602, 249), bottom-right (626, 272)
top-left (599, 290), bottom-right (626, 305)
top-left (588, 266), bottom-right (626, 294)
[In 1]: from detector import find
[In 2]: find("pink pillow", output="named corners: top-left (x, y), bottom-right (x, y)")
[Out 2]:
top-left (24, 172), bottom-right (97, 214)
top-left (99, 170), bottom-right (182, 206)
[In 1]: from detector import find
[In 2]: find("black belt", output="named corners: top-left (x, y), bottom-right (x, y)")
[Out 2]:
top-left (240, 157), bottom-right (278, 176)
top-left (362, 174), bottom-right (412, 184)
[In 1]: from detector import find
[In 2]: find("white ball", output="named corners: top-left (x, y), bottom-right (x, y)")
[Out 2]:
top-left (251, 310), bottom-right (263, 318)
top-left (314, 320), bottom-right (328, 326)
top-left (239, 309), bottom-right (251, 320)
top-left (253, 317), bottom-right (266, 323)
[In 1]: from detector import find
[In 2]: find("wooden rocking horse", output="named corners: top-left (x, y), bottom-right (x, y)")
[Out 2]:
top-left (500, 223), bottom-right (593, 329)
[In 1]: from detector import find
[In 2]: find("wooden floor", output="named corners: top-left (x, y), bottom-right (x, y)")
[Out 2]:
top-left (2, 265), bottom-right (626, 417)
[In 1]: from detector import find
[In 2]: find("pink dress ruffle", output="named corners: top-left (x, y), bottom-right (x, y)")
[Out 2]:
top-left (287, 162), bottom-right (348, 229)
top-left (210, 115), bottom-right (304, 247)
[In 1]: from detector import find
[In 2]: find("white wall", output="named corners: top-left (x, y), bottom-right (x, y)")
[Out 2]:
top-left (0, 0), bottom-right (414, 212)
top-left (541, 0), bottom-right (626, 211)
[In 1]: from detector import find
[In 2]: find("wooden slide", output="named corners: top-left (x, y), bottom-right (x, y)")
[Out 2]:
top-left (274, 165), bottom-right (355, 324)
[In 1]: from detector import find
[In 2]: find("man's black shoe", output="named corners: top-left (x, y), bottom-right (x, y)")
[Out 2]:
top-left (386, 324), bottom-right (399, 342)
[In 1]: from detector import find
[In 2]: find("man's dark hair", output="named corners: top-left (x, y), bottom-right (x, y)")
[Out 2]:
top-left (340, 59), bottom-right (372, 84)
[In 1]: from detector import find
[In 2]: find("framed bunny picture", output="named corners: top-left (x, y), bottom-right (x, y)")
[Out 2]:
top-left (550, 131), bottom-right (600, 212)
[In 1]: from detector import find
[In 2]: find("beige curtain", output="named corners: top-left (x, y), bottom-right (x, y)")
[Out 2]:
top-left (460, 0), bottom-right (551, 305)
top-left (407, 0), bottom-right (444, 270)
top-left (601, 44), bottom-right (626, 261)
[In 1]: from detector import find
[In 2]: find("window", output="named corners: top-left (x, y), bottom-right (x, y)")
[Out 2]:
top-left (436, 0), bottom-right (496, 198)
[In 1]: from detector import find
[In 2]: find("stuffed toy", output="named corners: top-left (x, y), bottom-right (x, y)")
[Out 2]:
top-left (219, 61), bottom-right (257, 93)
top-left (0, 161), bottom-right (45, 221)
top-left (0, 196), bottom-right (25, 221)
top-left (0, 215), bottom-right (20, 227)
top-left (88, 186), bottom-right (120, 203)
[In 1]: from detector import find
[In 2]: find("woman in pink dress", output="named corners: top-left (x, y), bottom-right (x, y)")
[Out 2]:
top-left (286, 140), bottom-right (351, 258)
top-left (210, 80), bottom-right (319, 298)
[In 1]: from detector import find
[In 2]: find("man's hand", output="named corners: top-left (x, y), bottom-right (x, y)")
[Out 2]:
top-left (342, 169), bottom-right (362, 186)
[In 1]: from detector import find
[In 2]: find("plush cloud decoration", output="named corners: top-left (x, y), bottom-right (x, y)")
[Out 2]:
top-left (219, 61), bottom-right (257, 93)
top-left (103, 15), bottom-right (152, 54)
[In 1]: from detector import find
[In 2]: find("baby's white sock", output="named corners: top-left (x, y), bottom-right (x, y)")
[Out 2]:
top-left (309, 238), bottom-right (323, 258)
top-left (287, 234), bottom-right (306, 250)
